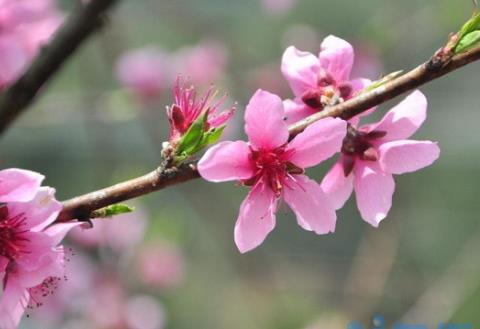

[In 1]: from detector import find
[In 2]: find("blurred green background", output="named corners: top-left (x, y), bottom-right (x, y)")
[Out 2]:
top-left (3, 0), bottom-right (480, 328)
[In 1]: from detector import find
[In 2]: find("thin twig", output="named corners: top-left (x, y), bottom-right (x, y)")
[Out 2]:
top-left (0, 0), bottom-right (120, 135)
top-left (288, 46), bottom-right (480, 137)
top-left (57, 46), bottom-right (480, 222)
top-left (57, 161), bottom-right (200, 222)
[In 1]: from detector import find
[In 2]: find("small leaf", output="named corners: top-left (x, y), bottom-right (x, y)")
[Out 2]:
top-left (203, 125), bottom-right (226, 146)
top-left (92, 204), bottom-right (135, 218)
top-left (189, 125), bottom-right (227, 155)
top-left (455, 30), bottom-right (480, 53)
top-left (175, 111), bottom-right (208, 156)
top-left (359, 70), bottom-right (403, 94)
top-left (458, 12), bottom-right (480, 39)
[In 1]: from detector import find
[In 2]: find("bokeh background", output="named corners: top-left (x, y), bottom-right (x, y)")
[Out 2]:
top-left (2, 0), bottom-right (480, 328)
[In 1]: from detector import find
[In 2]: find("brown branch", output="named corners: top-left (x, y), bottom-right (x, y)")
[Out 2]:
top-left (288, 46), bottom-right (480, 137)
top-left (57, 162), bottom-right (200, 222)
top-left (57, 46), bottom-right (480, 222)
top-left (0, 0), bottom-right (120, 135)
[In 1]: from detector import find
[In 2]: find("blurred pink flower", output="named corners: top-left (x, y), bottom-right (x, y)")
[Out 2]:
top-left (88, 274), bottom-right (166, 329)
top-left (167, 77), bottom-right (235, 144)
top-left (88, 274), bottom-right (125, 328)
top-left (247, 63), bottom-right (290, 97)
top-left (321, 91), bottom-right (440, 226)
top-left (70, 206), bottom-right (148, 253)
top-left (350, 42), bottom-right (383, 80)
top-left (0, 185), bottom-right (79, 329)
top-left (137, 241), bottom-right (185, 290)
top-left (198, 89), bottom-right (346, 253)
top-left (31, 252), bottom-right (95, 326)
top-left (125, 295), bottom-right (166, 329)
top-left (0, 0), bottom-right (64, 89)
top-left (173, 41), bottom-right (228, 85)
top-left (116, 47), bottom-right (171, 102)
top-left (281, 35), bottom-right (371, 124)
top-left (261, 0), bottom-right (297, 16)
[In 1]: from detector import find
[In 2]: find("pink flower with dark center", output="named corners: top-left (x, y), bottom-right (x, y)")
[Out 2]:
top-left (321, 91), bottom-right (440, 226)
top-left (167, 77), bottom-right (235, 143)
top-left (198, 89), bottom-right (347, 253)
top-left (0, 186), bottom-right (79, 329)
top-left (281, 35), bottom-right (371, 124)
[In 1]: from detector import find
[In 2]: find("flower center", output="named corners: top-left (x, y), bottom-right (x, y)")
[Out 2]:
top-left (340, 125), bottom-right (386, 176)
top-left (242, 146), bottom-right (302, 196)
top-left (301, 71), bottom-right (352, 111)
top-left (0, 205), bottom-right (29, 261)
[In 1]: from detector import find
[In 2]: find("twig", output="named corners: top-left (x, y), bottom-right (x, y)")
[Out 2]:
top-left (57, 161), bottom-right (200, 222)
top-left (57, 46), bottom-right (480, 222)
top-left (0, 0), bottom-right (120, 135)
top-left (288, 46), bottom-right (480, 137)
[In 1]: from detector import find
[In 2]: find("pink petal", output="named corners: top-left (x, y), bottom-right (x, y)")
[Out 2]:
top-left (281, 46), bottom-right (320, 96)
top-left (367, 90), bottom-right (427, 141)
top-left (0, 35), bottom-right (29, 88)
top-left (44, 222), bottom-right (83, 246)
top-left (379, 140), bottom-right (440, 175)
top-left (0, 168), bottom-right (44, 203)
top-left (0, 279), bottom-right (29, 329)
top-left (321, 158), bottom-right (354, 209)
top-left (319, 35), bottom-right (354, 82)
top-left (14, 232), bottom-right (56, 273)
top-left (7, 187), bottom-right (62, 231)
top-left (198, 141), bottom-right (254, 182)
top-left (283, 98), bottom-right (316, 125)
top-left (16, 249), bottom-right (65, 287)
top-left (354, 161), bottom-right (395, 227)
top-left (244, 89), bottom-right (289, 150)
top-left (284, 175), bottom-right (337, 234)
top-left (287, 117), bottom-right (347, 168)
top-left (350, 78), bottom-right (371, 94)
top-left (234, 181), bottom-right (277, 253)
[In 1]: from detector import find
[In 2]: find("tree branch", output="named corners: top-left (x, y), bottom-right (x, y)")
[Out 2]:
top-left (0, 0), bottom-right (120, 135)
top-left (57, 46), bottom-right (480, 222)
top-left (57, 161), bottom-right (200, 222)
top-left (288, 46), bottom-right (480, 136)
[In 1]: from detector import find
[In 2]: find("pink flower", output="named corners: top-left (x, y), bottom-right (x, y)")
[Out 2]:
top-left (261, 0), bottom-right (297, 16)
top-left (321, 91), bottom-right (440, 226)
top-left (0, 185), bottom-right (79, 329)
top-left (167, 77), bottom-right (235, 144)
top-left (198, 89), bottom-right (347, 253)
top-left (116, 47), bottom-right (171, 101)
top-left (281, 35), bottom-right (371, 124)
top-left (136, 241), bottom-right (185, 290)
top-left (0, 0), bottom-right (64, 89)
top-left (173, 40), bottom-right (228, 85)
top-left (0, 168), bottom-right (43, 203)
top-left (70, 206), bottom-right (148, 253)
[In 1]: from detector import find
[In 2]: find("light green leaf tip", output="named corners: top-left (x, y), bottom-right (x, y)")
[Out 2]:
top-left (93, 204), bottom-right (135, 218)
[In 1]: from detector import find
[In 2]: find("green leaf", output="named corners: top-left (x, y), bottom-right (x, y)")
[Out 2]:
top-left (458, 12), bottom-right (480, 40)
top-left (359, 70), bottom-right (403, 94)
top-left (92, 204), bottom-right (135, 218)
top-left (203, 125), bottom-right (226, 146)
top-left (175, 111), bottom-right (208, 156)
top-left (455, 30), bottom-right (480, 53)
